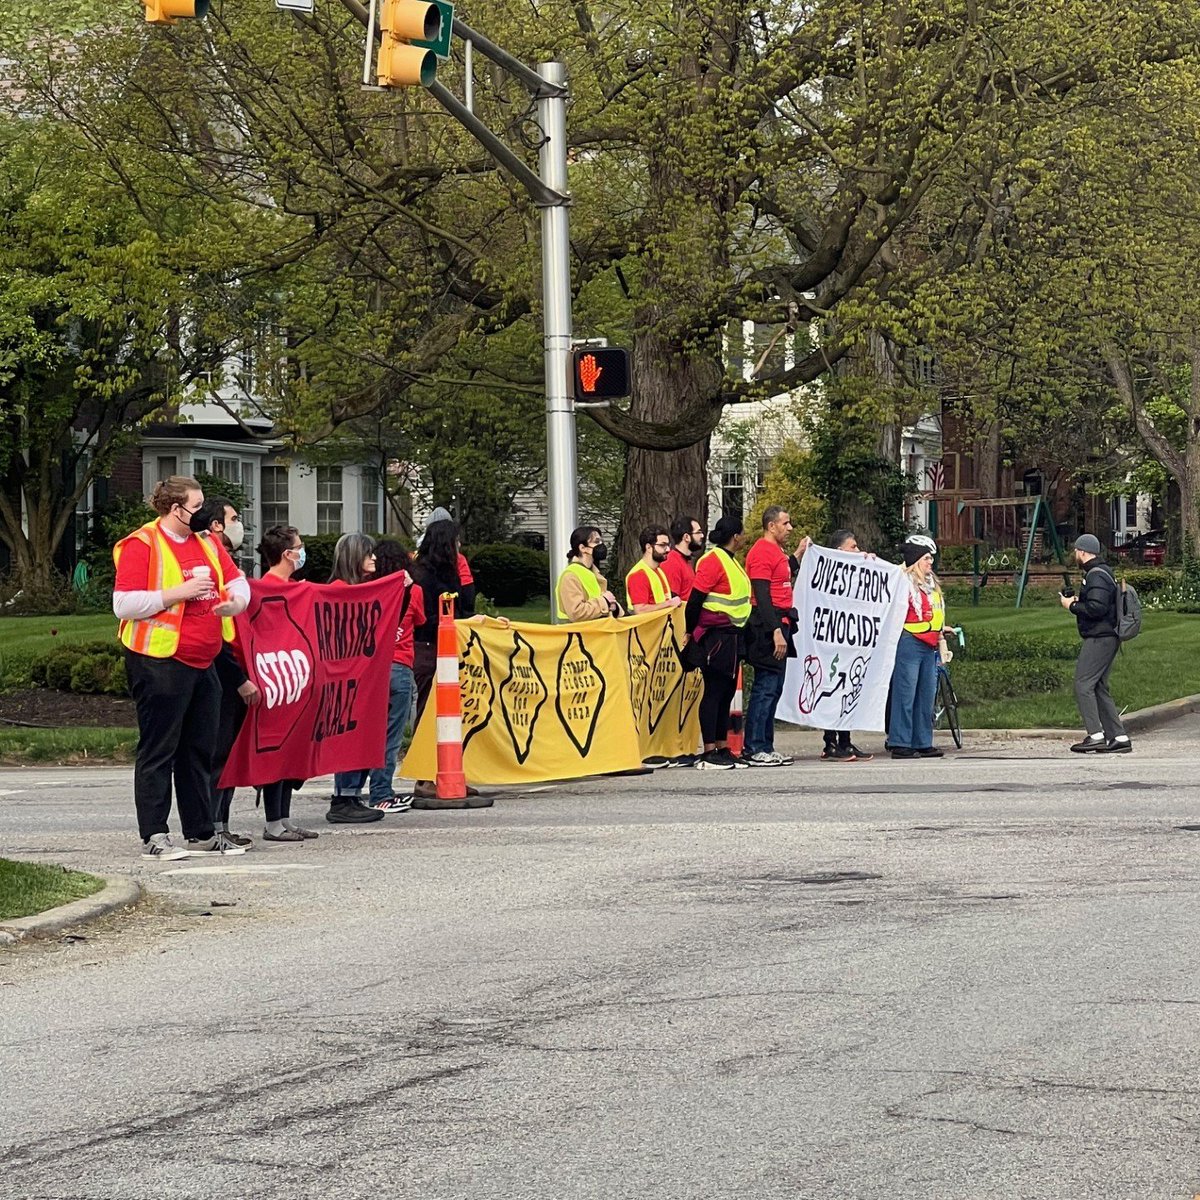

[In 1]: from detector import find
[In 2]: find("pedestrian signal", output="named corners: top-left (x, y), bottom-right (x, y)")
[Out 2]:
top-left (572, 347), bottom-right (630, 400)
top-left (144, 0), bottom-right (209, 23)
top-left (377, 0), bottom-right (442, 87)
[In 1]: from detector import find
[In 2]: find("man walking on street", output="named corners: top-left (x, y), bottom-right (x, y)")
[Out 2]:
top-left (662, 516), bottom-right (704, 602)
top-left (1062, 533), bottom-right (1132, 754)
top-left (743, 506), bottom-right (809, 766)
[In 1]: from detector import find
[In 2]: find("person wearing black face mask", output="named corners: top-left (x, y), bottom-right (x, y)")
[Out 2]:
top-left (556, 526), bottom-right (623, 621)
top-left (662, 514), bottom-right (704, 602)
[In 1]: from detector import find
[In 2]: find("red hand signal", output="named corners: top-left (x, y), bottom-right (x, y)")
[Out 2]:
top-left (578, 353), bottom-right (603, 393)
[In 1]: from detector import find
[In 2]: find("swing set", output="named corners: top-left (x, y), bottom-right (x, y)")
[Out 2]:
top-left (951, 495), bottom-right (1069, 607)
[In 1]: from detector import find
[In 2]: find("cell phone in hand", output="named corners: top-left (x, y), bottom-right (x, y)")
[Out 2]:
top-left (1060, 587), bottom-right (1074, 598)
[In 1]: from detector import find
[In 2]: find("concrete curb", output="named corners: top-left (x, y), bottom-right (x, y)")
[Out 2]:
top-left (964, 694), bottom-right (1200, 741)
top-left (0, 874), bottom-right (141, 946)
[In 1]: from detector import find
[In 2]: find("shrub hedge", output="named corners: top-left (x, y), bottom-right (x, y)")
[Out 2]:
top-left (468, 544), bottom-right (551, 606)
top-left (31, 641), bottom-right (128, 696)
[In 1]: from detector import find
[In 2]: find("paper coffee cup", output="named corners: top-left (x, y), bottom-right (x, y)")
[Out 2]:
top-left (194, 566), bottom-right (211, 580)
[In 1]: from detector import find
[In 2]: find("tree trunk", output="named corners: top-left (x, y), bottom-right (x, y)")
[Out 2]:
top-left (613, 329), bottom-right (720, 577)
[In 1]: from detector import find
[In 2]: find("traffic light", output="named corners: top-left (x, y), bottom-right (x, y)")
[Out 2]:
top-left (143, 0), bottom-right (209, 23)
top-left (376, 0), bottom-right (442, 87)
top-left (572, 347), bottom-right (631, 400)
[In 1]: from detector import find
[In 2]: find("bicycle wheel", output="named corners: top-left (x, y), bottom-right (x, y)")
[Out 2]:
top-left (937, 671), bottom-right (962, 750)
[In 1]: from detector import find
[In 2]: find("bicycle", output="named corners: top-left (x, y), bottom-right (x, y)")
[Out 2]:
top-left (933, 625), bottom-right (965, 750)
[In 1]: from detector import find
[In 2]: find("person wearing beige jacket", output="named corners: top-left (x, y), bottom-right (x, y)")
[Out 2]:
top-left (556, 526), bottom-right (624, 621)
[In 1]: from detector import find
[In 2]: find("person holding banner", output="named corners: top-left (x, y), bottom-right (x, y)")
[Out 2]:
top-left (625, 526), bottom-right (683, 614)
top-left (685, 515), bottom-right (752, 770)
top-left (113, 476), bottom-right (251, 860)
top-left (821, 529), bottom-right (875, 763)
top-left (743, 506), bottom-right (809, 767)
top-left (888, 534), bottom-right (948, 759)
top-left (556, 526), bottom-right (623, 621)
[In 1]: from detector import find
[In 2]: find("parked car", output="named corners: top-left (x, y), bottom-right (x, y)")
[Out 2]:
top-left (1113, 529), bottom-right (1166, 566)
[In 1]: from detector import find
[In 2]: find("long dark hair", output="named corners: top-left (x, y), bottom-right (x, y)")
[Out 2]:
top-left (415, 519), bottom-right (459, 589)
top-left (374, 539), bottom-right (411, 579)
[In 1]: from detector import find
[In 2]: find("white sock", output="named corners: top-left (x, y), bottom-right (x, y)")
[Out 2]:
top-left (215, 821), bottom-right (228, 832)
top-left (1087, 732), bottom-right (1104, 741)
top-left (265, 819), bottom-right (287, 836)
top-left (1113, 734), bottom-right (1130, 742)
top-left (283, 818), bottom-right (301, 830)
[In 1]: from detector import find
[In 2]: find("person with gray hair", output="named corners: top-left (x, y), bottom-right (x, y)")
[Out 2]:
top-left (1061, 533), bottom-right (1131, 753)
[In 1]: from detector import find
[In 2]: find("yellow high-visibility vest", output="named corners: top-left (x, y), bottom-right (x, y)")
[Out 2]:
top-left (904, 586), bottom-right (945, 635)
top-left (113, 521), bottom-right (234, 657)
top-left (625, 559), bottom-right (670, 605)
top-left (696, 547), bottom-right (752, 627)
top-left (555, 561), bottom-right (604, 621)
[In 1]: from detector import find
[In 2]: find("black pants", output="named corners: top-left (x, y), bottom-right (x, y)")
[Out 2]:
top-left (699, 668), bottom-right (737, 745)
top-left (413, 639), bottom-right (437, 727)
top-left (211, 684), bottom-right (247, 825)
top-left (262, 781), bottom-right (294, 822)
top-left (823, 730), bottom-right (850, 750)
top-left (125, 651), bottom-right (221, 843)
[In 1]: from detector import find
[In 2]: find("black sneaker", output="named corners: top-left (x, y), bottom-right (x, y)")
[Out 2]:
top-left (326, 799), bottom-right (385, 824)
top-left (890, 747), bottom-right (917, 759)
top-left (821, 745), bottom-right (856, 762)
top-left (1070, 736), bottom-right (1107, 753)
top-left (667, 755), bottom-right (697, 768)
top-left (714, 748), bottom-right (749, 769)
top-left (694, 750), bottom-right (735, 771)
top-left (916, 747), bottom-right (945, 758)
top-left (1097, 738), bottom-right (1133, 754)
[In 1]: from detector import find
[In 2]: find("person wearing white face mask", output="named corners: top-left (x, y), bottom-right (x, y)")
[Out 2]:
top-left (196, 495), bottom-right (258, 847)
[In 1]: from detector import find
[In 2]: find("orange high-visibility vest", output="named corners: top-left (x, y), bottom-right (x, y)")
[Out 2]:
top-left (113, 521), bottom-right (234, 657)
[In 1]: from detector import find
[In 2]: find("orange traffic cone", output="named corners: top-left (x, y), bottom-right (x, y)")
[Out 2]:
top-left (410, 593), bottom-right (493, 810)
top-left (727, 666), bottom-right (745, 757)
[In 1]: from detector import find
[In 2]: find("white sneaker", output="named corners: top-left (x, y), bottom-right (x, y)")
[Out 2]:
top-left (746, 751), bottom-right (785, 767)
top-left (141, 833), bottom-right (189, 861)
top-left (185, 834), bottom-right (248, 857)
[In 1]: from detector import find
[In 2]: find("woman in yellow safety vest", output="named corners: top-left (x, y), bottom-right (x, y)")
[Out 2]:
top-left (888, 534), bottom-right (949, 760)
top-left (684, 515), bottom-right (752, 770)
top-left (112, 476), bottom-right (251, 860)
top-left (556, 526), bottom-right (623, 621)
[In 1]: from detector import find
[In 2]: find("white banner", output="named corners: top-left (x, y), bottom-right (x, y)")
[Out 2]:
top-left (777, 547), bottom-right (909, 731)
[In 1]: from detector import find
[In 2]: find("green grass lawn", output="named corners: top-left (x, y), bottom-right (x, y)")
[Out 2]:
top-left (0, 613), bottom-right (117, 690)
top-left (0, 858), bottom-right (105, 921)
top-left (951, 607), bottom-right (1200, 727)
top-left (0, 726), bottom-right (137, 764)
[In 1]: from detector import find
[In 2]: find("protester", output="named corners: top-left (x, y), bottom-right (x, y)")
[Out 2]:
top-left (425, 506), bottom-right (475, 594)
top-left (661, 515), bottom-right (704, 601)
top-left (743, 506), bottom-right (808, 766)
top-left (685, 515), bottom-right (752, 770)
top-left (888, 534), bottom-right (948, 759)
top-left (1062, 533), bottom-right (1131, 754)
top-left (322, 533), bottom-right (391, 822)
top-left (821, 529), bottom-right (875, 763)
top-left (194, 495), bottom-right (256, 847)
top-left (556, 526), bottom-right (623, 621)
top-left (365, 539), bottom-right (423, 806)
top-left (113, 476), bottom-right (250, 859)
top-left (251, 525), bottom-right (320, 841)
top-left (625, 526), bottom-right (682, 614)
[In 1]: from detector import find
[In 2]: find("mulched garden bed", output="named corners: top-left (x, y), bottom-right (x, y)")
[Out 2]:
top-left (0, 688), bottom-right (136, 729)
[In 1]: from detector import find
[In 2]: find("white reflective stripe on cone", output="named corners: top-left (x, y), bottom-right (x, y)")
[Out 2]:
top-left (436, 657), bottom-right (459, 684)
top-left (436, 715), bottom-right (463, 743)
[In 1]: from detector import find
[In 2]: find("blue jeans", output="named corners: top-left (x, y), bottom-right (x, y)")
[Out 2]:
top-left (889, 634), bottom-right (938, 750)
top-left (745, 666), bottom-right (785, 755)
top-left (370, 664), bottom-right (414, 803)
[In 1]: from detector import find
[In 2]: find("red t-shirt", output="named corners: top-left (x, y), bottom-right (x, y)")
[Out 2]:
top-left (660, 548), bottom-right (696, 601)
top-left (745, 537), bottom-right (793, 609)
top-left (693, 551), bottom-right (731, 597)
top-left (394, 579), bottom-right (426, 668)
top-left (115, 527), bottom-right (242, 670)
top-left (626, 563), bottom-right (671, 608)
top-left (457, 553), bottom-right (473, 587)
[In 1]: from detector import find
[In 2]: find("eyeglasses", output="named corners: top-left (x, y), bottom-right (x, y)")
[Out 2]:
top-left (654, 542), bottom-right (670, 550)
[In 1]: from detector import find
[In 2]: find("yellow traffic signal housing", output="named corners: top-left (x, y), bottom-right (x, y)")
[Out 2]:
top-left (144, 0), bottom-right (210, 23)
top-left (376, 0), bottom-right (441, 87)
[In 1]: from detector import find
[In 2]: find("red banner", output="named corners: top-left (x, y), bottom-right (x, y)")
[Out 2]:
top-left (218, 573), bottom-right (407, 788)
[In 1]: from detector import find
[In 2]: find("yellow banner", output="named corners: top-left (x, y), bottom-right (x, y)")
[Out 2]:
top-left (401, 610), bottom-right (703, 785)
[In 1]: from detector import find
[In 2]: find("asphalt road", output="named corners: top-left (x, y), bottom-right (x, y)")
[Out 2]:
top-left (4, 723), bottom-right (1200, 1199)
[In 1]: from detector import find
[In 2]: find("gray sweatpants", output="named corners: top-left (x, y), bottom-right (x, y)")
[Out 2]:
top-left (1074, 636), bottom-right (1125, 739)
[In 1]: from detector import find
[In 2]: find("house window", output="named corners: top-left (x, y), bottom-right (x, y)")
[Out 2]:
top-left (261, 465), bottom-right (289, 529)
top-left (361, 478), bottom-right (380, 534)
top-left (755, 457), bottom-right (770, 496)
top-left (1125, 497), bottom-right (1137, 527)
top-left (721, 462), bottom-right (744, 522)
top-left (192, 457), bottom-right (207, 477)
top-left (317, 467), bottom-right (343, 534)
top-left (156, 455), bottom-right (178, 480)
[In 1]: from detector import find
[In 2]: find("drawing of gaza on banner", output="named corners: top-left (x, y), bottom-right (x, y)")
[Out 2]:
top-left (777, 546), bottom-right (910, 733)
top-left (403, 609), bottom-right (702, 786)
